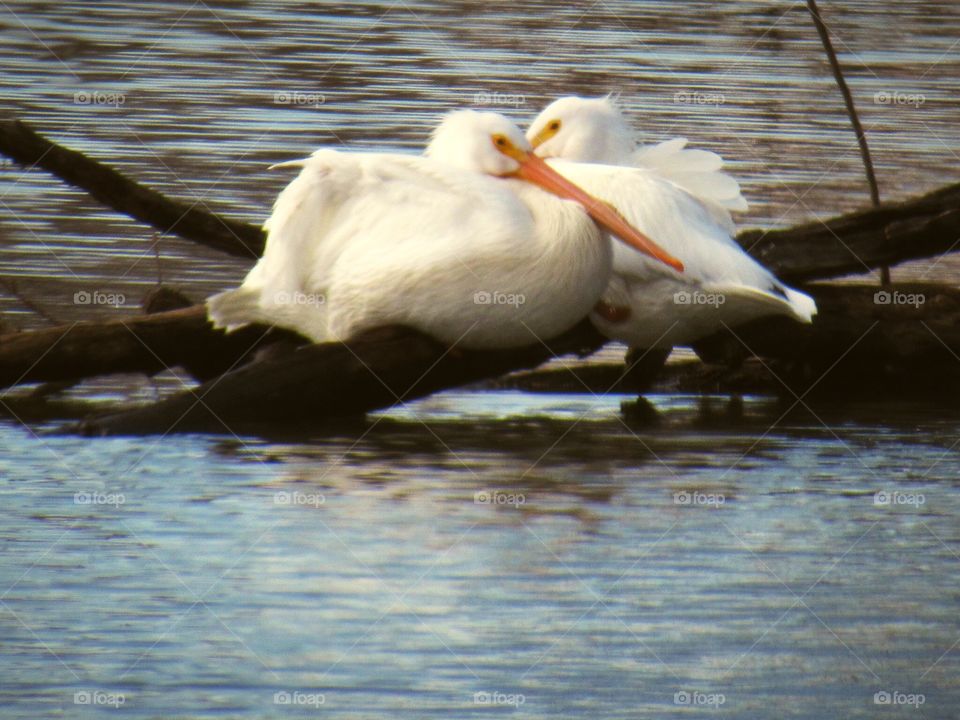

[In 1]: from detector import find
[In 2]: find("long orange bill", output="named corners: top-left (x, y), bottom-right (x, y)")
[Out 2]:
top-left (513, 153), bottom-right (684, 273)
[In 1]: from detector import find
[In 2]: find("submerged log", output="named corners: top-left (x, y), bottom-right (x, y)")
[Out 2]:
top-left (692, 282), bottom-right (960, 395)
top-left (78, 322), bottom-right (605, 436)
top-left (63, 282), bottom-right (960, 435)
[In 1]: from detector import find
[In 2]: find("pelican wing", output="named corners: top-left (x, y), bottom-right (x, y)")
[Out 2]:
top-left (632, 138), bottom-right (748, 226)
top-left (546, 160), bottom-right (814, 325)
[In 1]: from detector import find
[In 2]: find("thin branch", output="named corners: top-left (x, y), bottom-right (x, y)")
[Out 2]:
top-left (806, 0), bottom-right (889, 284)
top-left (0, 277), bottom-right (61, 326)
top-left (0, 119), bottom-right (265, 259)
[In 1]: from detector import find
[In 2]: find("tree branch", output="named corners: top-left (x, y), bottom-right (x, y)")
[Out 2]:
top-left (740, 181), bottom-right (960, 283)
top-left (0, 305), bottom-right (302, 388)
top-left (0, 118), bottom-right (265, 258)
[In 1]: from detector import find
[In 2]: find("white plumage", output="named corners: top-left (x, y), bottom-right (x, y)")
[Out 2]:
top-left (527, 96), bottom-right (816, 349)
top-left (207, 110), bottom-right (679, 350)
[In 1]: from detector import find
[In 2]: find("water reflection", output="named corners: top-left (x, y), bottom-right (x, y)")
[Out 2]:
top-left (0, 386), bottom-right (958, 716)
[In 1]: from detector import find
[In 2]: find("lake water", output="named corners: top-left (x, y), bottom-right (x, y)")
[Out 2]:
top-left (2, 1), bottom-right (960, 717)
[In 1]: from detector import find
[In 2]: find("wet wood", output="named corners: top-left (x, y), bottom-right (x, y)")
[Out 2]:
top-left (0, 119), bottom-right (265, 258)
top-left (58, 282), bottom-right (960, 435)
top-left (0, 279), bottom-right (955, 434)
top-left (494, 283), bottom-right (960, 398)
top-left (742, 182), bottom-right (960, 283)
top-left (78, 321), bottom-right (606, 435)
top-left (0, 305), bottom-right (304, 388)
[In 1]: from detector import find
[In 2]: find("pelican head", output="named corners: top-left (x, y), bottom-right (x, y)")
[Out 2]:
top-left (426, 109), bottom-right (683, 272)
top-left (526, 96), bottom-right (635, 164)
top-left (425, 110), bottom-right (538, 177)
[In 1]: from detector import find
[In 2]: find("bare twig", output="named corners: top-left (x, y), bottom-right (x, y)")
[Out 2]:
top-left (0, 277), bottom-right (61, 326)
top-left (151, 232), bottom-right (164, 286)
top-left (805, 0), bottom-right (889, 284)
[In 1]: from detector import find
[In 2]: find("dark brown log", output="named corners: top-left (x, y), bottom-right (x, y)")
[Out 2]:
top-left (0, 283), bottom-right (955, 435)
top-left (0, 305), bottom-right (304, 388)
top-left (493, 283), bottom-right (960, 399)
top-left (78, 321), bottom-right (606, 436)
top-left (741, 183), bottom-right (960, 283)
top-left (73, 283), bottom-right (960, 435)
top-left (0, 119), bottom-right (265, 258)
top-left (692, 283), bottom-right (960, 395)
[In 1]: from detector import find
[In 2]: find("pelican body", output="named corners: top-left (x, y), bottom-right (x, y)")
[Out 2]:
top-left (527, 96), bottom-right (816, 349)
top-left (207, 111), bottom-right (680, 350)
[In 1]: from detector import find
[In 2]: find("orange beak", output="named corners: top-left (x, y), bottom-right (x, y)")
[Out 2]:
top-left (512, 152), bottom-right (684, 273)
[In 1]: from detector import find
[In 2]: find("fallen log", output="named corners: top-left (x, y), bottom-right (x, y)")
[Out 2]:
top-left (491, 283), bottom-right (960, 398)
top-left (0, 119), bottom-right (265, 258)
top-left (4, 281), bottom-right (950, 399)
top-left (78, 321), bottom-right (606, 436)
top-left (1, 118), bottom-right (958, 281)
top-left (51, 282), bottom-right (959, 435)
top-left (0, 304), bottom-right (304, 388)
top-left (743, 183), bottom-right (960, 283)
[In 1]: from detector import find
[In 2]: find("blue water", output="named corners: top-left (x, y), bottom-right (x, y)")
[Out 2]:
top-left (1, 392), bottom-right (958, 717)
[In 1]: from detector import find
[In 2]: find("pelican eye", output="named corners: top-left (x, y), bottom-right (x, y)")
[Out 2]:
top-left (530, 119), bottom-right (562, 150)
top-left (492, 134), bottom-right (510, 148)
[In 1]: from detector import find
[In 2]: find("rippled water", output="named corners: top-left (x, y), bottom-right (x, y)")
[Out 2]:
top-left (4, 393), bottom-right (960, 717)
top-left (1, 2), bottom-right (960, 718)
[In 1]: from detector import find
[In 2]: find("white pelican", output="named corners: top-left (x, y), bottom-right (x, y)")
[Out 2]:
top-left (207, 110), bottom-right (682, 350)
top-left (526, 96), bottom-right (816, 351)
